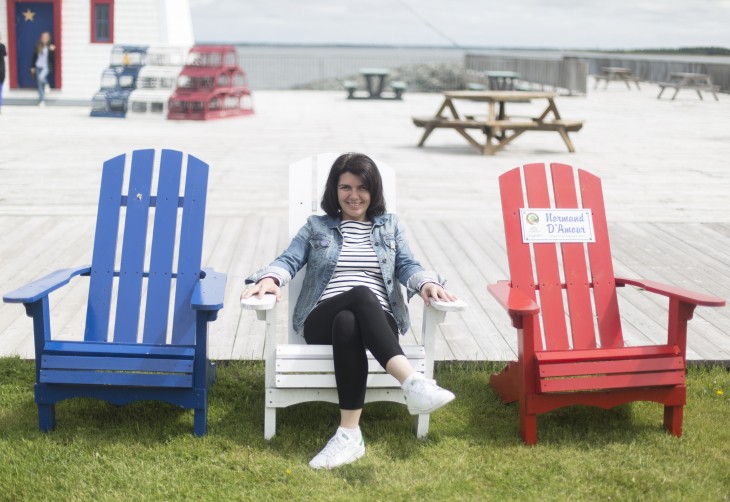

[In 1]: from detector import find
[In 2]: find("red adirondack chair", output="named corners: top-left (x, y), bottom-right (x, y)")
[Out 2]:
top-left (488, 163), bottom-right (725, 445)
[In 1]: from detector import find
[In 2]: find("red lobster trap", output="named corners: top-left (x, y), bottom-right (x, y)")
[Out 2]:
top-left (167, 45), bottom-right (254, 120)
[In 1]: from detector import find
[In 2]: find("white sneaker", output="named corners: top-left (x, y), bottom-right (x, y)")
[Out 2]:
top-left (402, 372), bottom-right (455, 415)
top-left (309, 427), bottom-right (365, 469)
top-left (38, 101), bottom-right (45, 107)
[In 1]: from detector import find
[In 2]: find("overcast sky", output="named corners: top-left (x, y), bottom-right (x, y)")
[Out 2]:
top-left (189, 0), bottom-right (730, 49)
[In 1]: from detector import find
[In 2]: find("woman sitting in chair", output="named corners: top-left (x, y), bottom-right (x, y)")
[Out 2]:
top-left (242, 153), bottom-right (457, 469)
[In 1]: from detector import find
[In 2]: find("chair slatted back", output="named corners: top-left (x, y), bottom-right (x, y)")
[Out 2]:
top-left (498, 163), bottom-right (623, 351)
top-left (84, 149), bottom-right (209, 345)
top-left (287, 153), bottom-right (396, 343)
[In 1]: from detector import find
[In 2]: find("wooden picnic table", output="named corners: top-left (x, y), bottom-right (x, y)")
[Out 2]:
top-left (412, 90), bottom-right (584, 155)
top-left (594, 67), bottom-right (641, 90)
top-left (657, 72), bottom-right (719, 101)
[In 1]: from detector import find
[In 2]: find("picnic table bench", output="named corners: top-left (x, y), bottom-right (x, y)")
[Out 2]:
top-left (593, 67), bottom-right (641, 90)
top-left (657, 72), bottom-right (719, 100)
top-left (412, 91), bottom-right (583, 155)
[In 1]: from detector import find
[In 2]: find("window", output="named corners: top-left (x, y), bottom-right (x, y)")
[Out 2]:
top-left (91, 0), bottom-right (114, 43)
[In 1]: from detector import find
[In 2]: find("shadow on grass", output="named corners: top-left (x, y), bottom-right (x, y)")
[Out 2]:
top-left (436, 361), bottom-right (670, 450)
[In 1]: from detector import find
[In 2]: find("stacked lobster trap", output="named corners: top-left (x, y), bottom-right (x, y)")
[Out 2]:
top-left (90, 45), bottom-right (148, 118)
top-left (168, 45), bottom-right (254, 120)
top-left (127, 46), bottom-right (190, 118)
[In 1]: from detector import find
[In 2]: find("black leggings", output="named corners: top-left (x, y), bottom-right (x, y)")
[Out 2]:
top-left (303, 286), bottom-right (405, 410)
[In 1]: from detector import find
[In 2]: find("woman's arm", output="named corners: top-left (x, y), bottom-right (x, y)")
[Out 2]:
top-left (244, 219), bottom-right (313, 288)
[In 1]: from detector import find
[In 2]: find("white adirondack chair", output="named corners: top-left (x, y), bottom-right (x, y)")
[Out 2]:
top-left (241, 153), bottom-right (467, 439)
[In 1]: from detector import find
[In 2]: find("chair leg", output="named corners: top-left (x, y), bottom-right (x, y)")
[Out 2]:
top-left (415, 414), bottom-right (430, 439)
top-left (207, 360), bottom-right (217, 386)
top-left (194, 406), bottom-right (208, 437)
top-left (38, 404), bottom-right (56, 432)
top-left (519, 400), bottom-right (537, 445)
top-left (264, 407), bottom-right (276, 440)
top-left (663, 405), bottom-right (683, 437)
top-left (490, 362), bottom-right (521, 404)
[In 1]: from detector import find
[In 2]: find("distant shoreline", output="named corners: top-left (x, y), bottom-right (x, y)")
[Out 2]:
top-left (197, 41), bottom-right (730, 56)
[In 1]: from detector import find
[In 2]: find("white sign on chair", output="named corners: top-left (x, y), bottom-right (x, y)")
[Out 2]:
top-left (520, 208), bottom-right (595, 243)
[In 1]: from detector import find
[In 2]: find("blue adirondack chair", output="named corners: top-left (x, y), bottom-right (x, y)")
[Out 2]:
top-left (3, 149), bottom-right (226, 436)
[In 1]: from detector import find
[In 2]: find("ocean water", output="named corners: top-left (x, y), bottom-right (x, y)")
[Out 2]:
top-left (235, 45), bottom-right (470, 90)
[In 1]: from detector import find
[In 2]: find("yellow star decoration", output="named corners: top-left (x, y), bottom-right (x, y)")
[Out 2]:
top-left (22, 8), bottom-right (35, 21)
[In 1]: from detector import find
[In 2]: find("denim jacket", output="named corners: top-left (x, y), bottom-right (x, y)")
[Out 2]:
top-left (245, 213), bottom-right (443, 335)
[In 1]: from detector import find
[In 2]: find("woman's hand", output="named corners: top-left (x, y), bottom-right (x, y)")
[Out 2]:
top-left (420, 282), bottom-right (457, 306)
top-left (241, 277), bottom-right (281, 302)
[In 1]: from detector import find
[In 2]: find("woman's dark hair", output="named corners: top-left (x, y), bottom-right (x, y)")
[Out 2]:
top-left (321, 153), bottom-right (386, 219)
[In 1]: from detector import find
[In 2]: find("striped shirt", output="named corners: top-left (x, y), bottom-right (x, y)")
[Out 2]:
top-left (317, 220), bottom-right (392, 314)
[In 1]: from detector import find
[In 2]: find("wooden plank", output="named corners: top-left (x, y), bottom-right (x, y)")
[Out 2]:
top-left (171, 154), bottom-right (209, 345)
top-left (84, 153), bottom-right (126, 343)
top-left (40, 369), bottom-right (193, 388)
top-left (113, 149), bottom-right (155, 343)
top-left (277, 344), bottom-right (424, 359)
top-left (498, 167), bottom-right (542, 348)
top-left (407, 220), bottom-right (486, 360)
top-left (523, 163), bottom-right (569, 350)
top-left (276, 373), bottom-right (401, 388)
top-left (446, 219), bottom-right (515, 320)
top-left (396, 220), bottom-right (454, 359)
top-left (41, 355), bottom-right (193, 373)
top-left (535, 344), bottom-right (681, 364)
top-left (142, 149), bottom-right (183, 344)
top-left (229, 215), bottom-right (268, 359)
top-left (418, 219), bottom-right (515, 360)
top-left (276, 357), bottom-right (425, 373)
top-left (538, 355), bottom-right (684, 378)
top-left (578, 168), bottom-right (623, 348)
top-left (630, 222), bottom-right (730, 296)
top-left (550, 163), bottom-right (597, 349)
top-left (609, 225), bottom-right (730, 358)
top-left (43, 340), bottom-right (195, 358)
top-left (540, 370), bottom-right (685, 393)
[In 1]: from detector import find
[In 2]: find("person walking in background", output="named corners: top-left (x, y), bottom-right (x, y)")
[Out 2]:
top-left (0, 31), bottom-right (7, 114)
top-left (30, 31), bottom-right (55, 107)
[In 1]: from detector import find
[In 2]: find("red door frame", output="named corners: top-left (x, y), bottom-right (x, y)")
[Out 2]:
top-left (6, 0), bottom-right (63, 89)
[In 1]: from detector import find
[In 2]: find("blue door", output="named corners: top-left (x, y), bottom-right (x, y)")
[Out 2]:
top-left (14, 2), bottom-right (55, 88)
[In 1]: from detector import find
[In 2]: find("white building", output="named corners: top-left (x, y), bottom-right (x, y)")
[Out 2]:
top-left (0, 0), bottom-right (194, 102)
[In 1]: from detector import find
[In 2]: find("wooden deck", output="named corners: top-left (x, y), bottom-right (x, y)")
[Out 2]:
top-left (0, 85), bottom-right (728, 361)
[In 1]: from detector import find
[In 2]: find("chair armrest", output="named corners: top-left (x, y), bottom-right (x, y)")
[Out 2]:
top-left (3, 265), bottom-right (91, 304)
top-left (191, 268), bottom-right (227, 311)
top-left (429, 298), bottom-right (468, 312)
top-left (488, 280), bottom-right (540, 316)
top-left (615, 277), bottom-right (725, 307)
top-left (240, 293), bottom-right (277, 311)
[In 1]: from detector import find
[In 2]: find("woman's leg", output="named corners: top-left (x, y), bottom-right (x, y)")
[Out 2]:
top-left (304, 286), bottom-right (407, 411)
top-left (304, 291), bottom-right (402, 469)
top-left (37, 68), bottom-right (48, 103)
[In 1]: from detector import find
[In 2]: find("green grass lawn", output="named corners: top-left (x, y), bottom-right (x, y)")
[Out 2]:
top-left (0, 358), bottom-right (728, 501)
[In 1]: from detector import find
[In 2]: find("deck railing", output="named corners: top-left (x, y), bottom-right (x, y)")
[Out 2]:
top-left (573, 53), bottom-right (730, 93)
top-left (236, 48), bottom-right (464, 90)
top-left (464, 54), bottom-right (589, 95)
